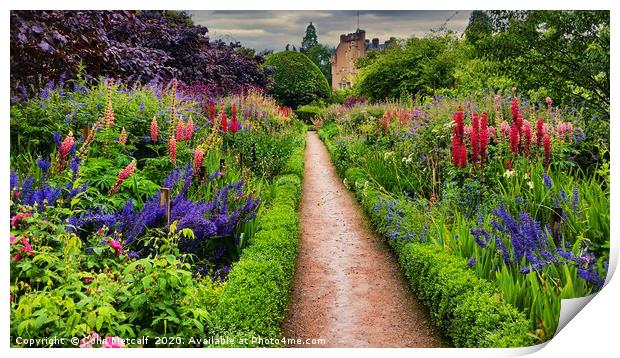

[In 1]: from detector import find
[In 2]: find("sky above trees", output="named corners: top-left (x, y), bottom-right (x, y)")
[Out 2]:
top-left (188, 10), bottom-right (471, 51)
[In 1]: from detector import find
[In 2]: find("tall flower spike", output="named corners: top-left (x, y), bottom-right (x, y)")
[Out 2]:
top-left (169, 79), bottom-right (178, 138)
top-left (543, 134), bottom-right (551, 168)
top-left (169, 137), bottom-right (177, 164)
top-left (176, 119), bottom-right (185, 141)
top-left (59, 131), bottom-right (75, 160)
top-left (470, 112), bottom-right (480, 165)
top-left (523, 122), bottom-right (532, 157)
top-left (509, 123), bottom-right (519, 155)
top-left (221, 111), bottom-right (228, 133)
top-left (193, 146), bottom-right (205, 175)
top-left (479, 112), bottom-right (489, 163)
top-left (536, 118), bottom-right (545, 148)
top-left (119, 127), bottom-right (127, 145)
top-left (185, 116), bottom-right (194, 140)
top-left (104, 79), bottom-right (116, 128)
top-left (109, 160), bottom-right (137, 195)
top-left (150, 116), bottom-right (158, 142)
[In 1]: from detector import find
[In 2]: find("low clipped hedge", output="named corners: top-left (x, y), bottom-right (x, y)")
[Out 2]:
top-left (207, 138), bottom-right (305, 347)
top-left (294, 105), bottom-right (324, 124)
top-left (321, 135), bottom-right (533, 347)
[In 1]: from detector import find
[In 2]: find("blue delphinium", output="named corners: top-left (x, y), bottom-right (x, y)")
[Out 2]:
top-left (53, 132), bottom-right (62, 147)
top-left (571, 186), bottom-right (579, 210)
top-left (467, 257), bottom-right (476, 267)
top-left (10, 172), bottom-right (19, 190)
top-left (543, 174), bottom-right (553, 189)
top-left (37, 158), bottom-right (51, 174)
top-left (69, 157), bottom-right (80, 177)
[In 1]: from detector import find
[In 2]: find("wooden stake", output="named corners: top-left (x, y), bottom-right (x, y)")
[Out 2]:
top-left (160, 187), bottom-right (170, 226)
top-left (550, 206), bottom-right (563, 246)
top-left (83, 125), bottom-right (90, 140)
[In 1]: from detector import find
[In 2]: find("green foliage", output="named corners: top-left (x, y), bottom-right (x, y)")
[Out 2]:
top-left (208, 150), bottom-right (303, 347)
top-left (265, 51), bottom-right (330, 108)
top-left (294, 104), bottom-right (325, 124)
top-left (355, 34), bottom-right (467, 101)
top-left (479, 10), bottom-right (610, 120)
top-left (10, 229), bottom-right (222, 346)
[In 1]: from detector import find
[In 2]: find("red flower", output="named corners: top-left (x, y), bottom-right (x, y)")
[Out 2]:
top-left (507, 158), bottom-right (512, 170)
top-left (536, 118), bottom-right (544, 148)
top-left (150, 117), bottom-right (158, 142)
top-left (193, 148), bottom-right (204, 174)
top-left (175, 120), bottom-right (185, 141)
top-left (169, 137), bottom-right (177, 163)
top-left (511, 98), bottom-right (519, 123)
top-left (543, 134), bottom-right (551, 168)
top-left (210, 104), bottom-right (216, 122)
top-left (479, 112), bottom-right (489, 163)
top-left (510, 123), bottom-right (520, 155)
top-left (470, 112), bottom-right (480, 165)
top-left (451, 135), bottom-right (460, 167)
top-left (232, 103), bottom-right (237, 120)
top-left (184, 117), bottom-right (194, 140)
top-left (523, 122), bottom-right (532, 157)
top-left (109, 160), bottom-right (137, 195)
top-left (83, 277), bottom-right (93, 284)
top-left (451, 107), bottom-right (466, 167)
top-left (107, 240), bottom-right (123, 256)
top-left (221, 111), bottom-right (228, 133)
top-left (59, 132), bottom-right (75, 160)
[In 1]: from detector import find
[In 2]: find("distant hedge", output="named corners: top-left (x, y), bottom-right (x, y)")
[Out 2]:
top-left (294, 104), bottom-right (325, 124)
top-left (265, 51), bottom-right (330, 109)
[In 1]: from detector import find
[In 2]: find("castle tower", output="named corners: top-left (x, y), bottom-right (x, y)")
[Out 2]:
top-left (330, 29), bottom-right (366, 91)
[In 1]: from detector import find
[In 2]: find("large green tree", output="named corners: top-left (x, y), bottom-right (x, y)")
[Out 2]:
top-left (265, 51), bottom-right (330, 108)
top-left (301, 22), bottom-right (318, 51)
top-left (300, 22), bottom-right (332, 85)
top-left (355, 34), bottom-right (466, 100)
top-left (476, 10), bottom-right (609, 119)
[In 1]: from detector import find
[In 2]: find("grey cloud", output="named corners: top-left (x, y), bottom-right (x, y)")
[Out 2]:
top-left (188, 10), bottom-right (471, 51)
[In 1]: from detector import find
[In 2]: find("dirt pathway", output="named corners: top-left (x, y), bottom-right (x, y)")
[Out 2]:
top-left (281, 131), bottom-right (449, 348)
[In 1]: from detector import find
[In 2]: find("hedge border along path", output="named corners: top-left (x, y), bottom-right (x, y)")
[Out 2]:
top-left (318, 128), bottom-right (534, 348)
top-left (206, 136), bottom-right (306, 347)
top-left (281, 132), bottom-right (448, 348)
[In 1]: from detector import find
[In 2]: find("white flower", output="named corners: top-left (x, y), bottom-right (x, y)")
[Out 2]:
top-left (527, 181), bottom-right (534, 189)
top-left (503, 169), bottom-right (515, 178)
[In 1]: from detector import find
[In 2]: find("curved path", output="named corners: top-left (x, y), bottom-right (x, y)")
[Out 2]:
top-left (281, 131), bottom-right (448, 348)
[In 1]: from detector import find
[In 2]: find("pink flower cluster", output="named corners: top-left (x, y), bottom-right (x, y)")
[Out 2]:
top-left (175, 117), bottom-right (194, 141)
top-left (150, 117), bottom-right (159, 142)
top-left (107, 239), bottom-right (123, 256)
top-left (79, 332), bottom-right (125, 348)
top-left (10, 236), bottom-right (33, 261)
top-left (108, 160), bottom-right (137, 195)
top-left (11, 212), bottom-right (31, 228)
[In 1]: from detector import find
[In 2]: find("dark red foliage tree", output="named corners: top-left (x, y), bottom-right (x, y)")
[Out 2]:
top-left (10, 10), bottom-right (270, 94)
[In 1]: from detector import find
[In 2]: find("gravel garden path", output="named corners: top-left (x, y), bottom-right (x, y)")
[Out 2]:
top-left (281, 131), bottom-right (448, 348)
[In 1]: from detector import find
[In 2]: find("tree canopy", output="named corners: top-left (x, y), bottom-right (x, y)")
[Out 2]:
top-left (265, 51), bottom-right (330, 108)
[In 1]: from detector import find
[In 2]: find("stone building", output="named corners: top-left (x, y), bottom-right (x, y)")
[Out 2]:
top-left (330, 29), bottom-right (391, 91)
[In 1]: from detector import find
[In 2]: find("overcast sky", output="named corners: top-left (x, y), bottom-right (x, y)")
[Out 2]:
top-left (187, 10), bottom-right (472, 51)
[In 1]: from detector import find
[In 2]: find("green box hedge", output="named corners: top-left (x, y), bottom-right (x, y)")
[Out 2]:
top-left (207, 137), bottom-right (305, 347)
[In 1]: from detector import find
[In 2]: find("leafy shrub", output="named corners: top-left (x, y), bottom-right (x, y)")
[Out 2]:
top-left (10, 10), bottom-right (270, 93)
top-left (265, 51), bottom-right (330, 108)
top-left (294, 104), bottom-right (325, 124)
top-left (208, 154), bottom-right (303, 347)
